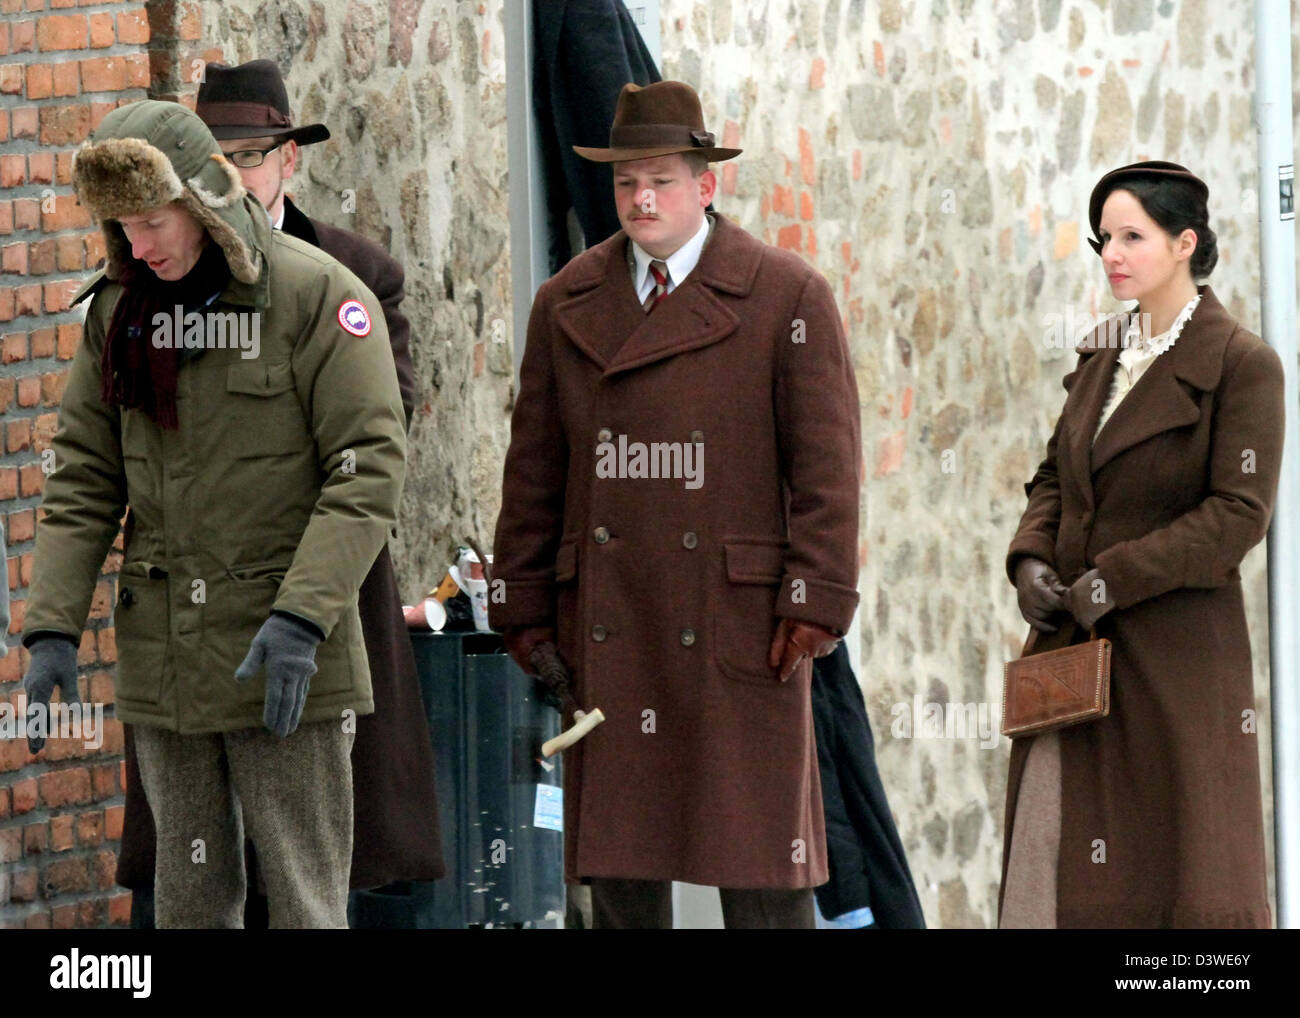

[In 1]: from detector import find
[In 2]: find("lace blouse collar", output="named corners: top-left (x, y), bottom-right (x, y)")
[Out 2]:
top-left (1123, 292), bottom-right (1203, 358)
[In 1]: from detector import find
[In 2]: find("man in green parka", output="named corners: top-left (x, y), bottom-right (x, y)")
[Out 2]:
top-left (19, 100), bottom-right (407, 928)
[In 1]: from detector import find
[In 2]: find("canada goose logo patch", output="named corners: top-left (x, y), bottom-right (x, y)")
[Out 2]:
top-left (338, 299), bottom-right (372, 337)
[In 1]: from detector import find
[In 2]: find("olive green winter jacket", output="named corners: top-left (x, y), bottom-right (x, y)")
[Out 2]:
top-left (24, 189), bottom-right (406, 734)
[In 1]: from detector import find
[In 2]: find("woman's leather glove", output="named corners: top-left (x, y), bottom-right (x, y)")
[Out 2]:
top-left (1065, 567), bottom-right (1117, 629)
top-left (1013, 556), bottom-right (1068, 633)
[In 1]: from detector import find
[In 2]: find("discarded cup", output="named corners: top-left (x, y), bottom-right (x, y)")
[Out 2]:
top-left (402, 597), bottom-right (448, 632)
top-left (450, 549), bottom-right (492, 632)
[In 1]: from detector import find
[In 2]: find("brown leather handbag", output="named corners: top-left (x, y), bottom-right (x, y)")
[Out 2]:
top-left (1001, 627), bottom-right (1111, 738)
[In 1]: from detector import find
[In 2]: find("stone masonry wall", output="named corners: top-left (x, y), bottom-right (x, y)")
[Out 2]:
top-left (194, 0), bottom-right (514, 597)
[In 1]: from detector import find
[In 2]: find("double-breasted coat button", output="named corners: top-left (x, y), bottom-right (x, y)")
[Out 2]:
top-left (682, 531), bottom-right (698, 549)
top-left (597, 427), bottom-right (613, 444)
top-left (592, 624), bottom-right (608, 642)
top-left (593, 526), bottom-right (610, 544)
top-left (119, 588), bottom-right (135, 608)
top-left (680, 628), bottom-right (696, 647)
top-left (689, 430), bottom-right (704, 444)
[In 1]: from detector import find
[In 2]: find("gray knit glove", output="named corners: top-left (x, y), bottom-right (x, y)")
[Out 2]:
top-left (22, 637), bottom-right (80, 754)
top-left (235, 613), bottom-right (322, 737)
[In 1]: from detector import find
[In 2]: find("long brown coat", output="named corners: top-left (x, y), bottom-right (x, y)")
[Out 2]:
top-left (490, 213), bottom-right (861, 889)
top-left (117, 199), bottom-right (444, 891)
top-left (1002, 284), bottom-right (1283, 927)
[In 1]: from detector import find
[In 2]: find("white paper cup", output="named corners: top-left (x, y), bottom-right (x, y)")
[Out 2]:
top-left (424, 596), bottom-right (447, 631)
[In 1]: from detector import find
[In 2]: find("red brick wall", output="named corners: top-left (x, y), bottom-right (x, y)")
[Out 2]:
top-left (1, 0), bottom-right (210, 930)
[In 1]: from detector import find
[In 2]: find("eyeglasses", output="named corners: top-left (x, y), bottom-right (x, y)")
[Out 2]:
top-left (224, 141), bottom-right (284, 168)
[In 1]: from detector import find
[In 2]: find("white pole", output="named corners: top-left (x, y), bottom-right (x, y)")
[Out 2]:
top-left (504, 0), bottom-right (551, 389)
top-left (1256, 0), bottom-right (1299, 929)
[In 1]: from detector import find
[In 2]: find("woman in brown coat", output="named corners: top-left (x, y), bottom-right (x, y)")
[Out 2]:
top-left (1001, 162), bottom-right (1284, 928)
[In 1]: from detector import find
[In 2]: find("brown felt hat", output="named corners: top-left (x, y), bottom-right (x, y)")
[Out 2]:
top-left (1088, 160), bottom-right (1209, 255)
top-left (195, 59), bottom-right (330, 147)
top-left (573, 81), bottom-right (741, 163)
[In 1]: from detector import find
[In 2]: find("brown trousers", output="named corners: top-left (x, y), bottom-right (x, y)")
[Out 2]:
top-left (134, 719), bottom-right (354, 929)
top-left (590, 877), bottom-right (815, 929)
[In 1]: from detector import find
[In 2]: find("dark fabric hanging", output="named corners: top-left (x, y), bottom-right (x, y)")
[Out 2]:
top-left (812, 643), bottom-right (927, 928)
top-left (533, 0), bottom-right (661, 272)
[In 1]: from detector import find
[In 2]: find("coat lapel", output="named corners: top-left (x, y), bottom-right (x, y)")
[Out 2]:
top-left (553, 233), bottom-right (648, 370)
top-left (1089, 284), bottom-right (1233, 475)
top-left (1063, 341), bottom-right (1119, 486)
top-left (280, 196), bottom-right (320, 247)
top-left (553, 214), bottom-right (760, 377)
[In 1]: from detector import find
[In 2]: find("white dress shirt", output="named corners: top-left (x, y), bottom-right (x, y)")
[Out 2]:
top-left (631, 214), bottom-right (712, 305)
top-left (1093, 293), bottom-right (1202, 443)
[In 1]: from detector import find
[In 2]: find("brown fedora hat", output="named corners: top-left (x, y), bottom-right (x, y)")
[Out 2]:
top-left (1087, 160), bottom-right (1209, 254)
top-left (195, 59), bottom-right (330, 146)
top-left (573, 81), bottom-right (742, 163)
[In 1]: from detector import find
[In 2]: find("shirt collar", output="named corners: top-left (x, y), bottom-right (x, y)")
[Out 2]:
top-left (630, 214), bottom-right (711, 295)
top-left (271, 202), bottom-right (285, 231)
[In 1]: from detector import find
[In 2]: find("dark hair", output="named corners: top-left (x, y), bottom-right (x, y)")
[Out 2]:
top-left (1102, 177), bottom-right (1218, 278)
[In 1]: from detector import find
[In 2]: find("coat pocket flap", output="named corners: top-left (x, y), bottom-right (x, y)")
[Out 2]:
top-left (724, 541), bottom-right (785, 583)
top-left (554, 539), bottom-right (578, 582)
top-left (120, 560), bottom-right (167, 579)
top-left (226, 360), bottom-right (295, 397)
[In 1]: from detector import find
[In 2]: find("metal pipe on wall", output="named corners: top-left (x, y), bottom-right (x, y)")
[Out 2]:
top-left (504, 0), bottom-right (551, 392)
top-left (1256, 0), bottom-right (1299, 929)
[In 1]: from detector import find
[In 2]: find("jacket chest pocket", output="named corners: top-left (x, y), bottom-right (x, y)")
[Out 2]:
top-left (223, 360), bottom-right (309, 458)
top-left (713, 539), bottom-right (786, 685)
top-left (120, 409), bottom-right (162, 510)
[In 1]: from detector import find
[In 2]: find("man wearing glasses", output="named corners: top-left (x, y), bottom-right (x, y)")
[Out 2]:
top-left (111, 61), bottom-right (443, 927)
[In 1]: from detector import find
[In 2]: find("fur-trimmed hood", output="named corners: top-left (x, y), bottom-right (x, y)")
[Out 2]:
top-left (72, 100), bottom-right (266, 285)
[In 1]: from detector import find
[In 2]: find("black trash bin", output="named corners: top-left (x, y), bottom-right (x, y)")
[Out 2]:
top-left (348, 630), bottom-right (564, 928)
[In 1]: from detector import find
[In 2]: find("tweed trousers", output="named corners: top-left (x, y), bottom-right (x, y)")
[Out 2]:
top-left (133, 718), bottom-right (354, 929)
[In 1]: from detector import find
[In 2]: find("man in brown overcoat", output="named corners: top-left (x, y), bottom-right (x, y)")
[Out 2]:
top-left (490, 81), bottom-right (861, 929)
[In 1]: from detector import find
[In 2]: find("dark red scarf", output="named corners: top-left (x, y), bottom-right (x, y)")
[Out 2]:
top-left (100, 240), bottom-right (230, 429)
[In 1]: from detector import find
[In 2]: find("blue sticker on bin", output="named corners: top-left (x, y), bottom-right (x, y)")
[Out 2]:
top-left (534, 784), bottom-right (562, 832)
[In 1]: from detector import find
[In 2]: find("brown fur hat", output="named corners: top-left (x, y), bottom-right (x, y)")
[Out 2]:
top-left (72, 100), bottom-right (263, 283)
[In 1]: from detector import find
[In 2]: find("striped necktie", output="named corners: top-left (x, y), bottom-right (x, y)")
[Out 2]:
top-left (643, 259), bottom-right (669, 313)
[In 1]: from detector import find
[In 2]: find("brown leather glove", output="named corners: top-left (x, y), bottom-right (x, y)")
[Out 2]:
top-left (1065, 567), bottom-right (1116, 629)
top-left (1013, 556), bottom-right (1068, 633)
top-left (503, 625), bottom-right (556, 675)
top-left (767, 618), bottom-right (840, 682)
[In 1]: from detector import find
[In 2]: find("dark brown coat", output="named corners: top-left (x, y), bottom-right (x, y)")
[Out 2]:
top-left (117, 199), bottom-right (443, 891)
top-left (1002, 284), bottom-right (1282, 927)
top-left (490, 213), bottom-right (861, 888)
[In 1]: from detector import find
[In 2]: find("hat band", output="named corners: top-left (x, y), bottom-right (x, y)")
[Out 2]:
top-left (609, 123), bottom-right (716, 149)
top-left (195, 100), bottom-right (293, 131)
